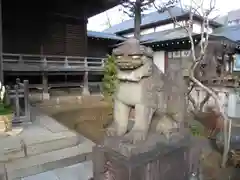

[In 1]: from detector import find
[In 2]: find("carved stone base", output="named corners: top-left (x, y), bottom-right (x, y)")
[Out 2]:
top-left (0, 114), bottom-right (13, 132)
top-left (93, 132), bottom-right (192, 180)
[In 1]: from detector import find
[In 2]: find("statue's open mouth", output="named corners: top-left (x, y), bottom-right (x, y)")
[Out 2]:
top-left (116, 59), bottom-right (143, 70)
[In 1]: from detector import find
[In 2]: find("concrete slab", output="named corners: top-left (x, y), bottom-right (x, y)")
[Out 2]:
top-left (53, 161), bottom-right (93, 180)
top-left (21, 161), bottom-right (93, 180)
top-left (0, 137), bottom-right (25, 162)
top-left (24, 131), bottom-right (81, 156)
top-left (22, 171), bottom-right (59, 180)
top-left (0, 163), bottom-right (7, 180)
top-left (36, 115), bottom-right (68, 133)
top-left (18, 124), bottom-right (52, 137)
top-left (6, 138), bottom-right (94, 179)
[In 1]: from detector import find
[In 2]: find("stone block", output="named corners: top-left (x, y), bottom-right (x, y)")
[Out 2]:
top-left (24, 131), bottom-right (81, 156)
top-left (0, 137), bottom-right (25, 162)
top-left (6, 138), bottom-right (95, 179)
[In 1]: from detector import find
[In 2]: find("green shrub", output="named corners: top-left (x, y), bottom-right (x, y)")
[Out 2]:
top-left (189, 124), bottom-right (204, 137)
top-left (0, 86), bottom-right (12, 115)
top-left (0, 103), bottom-right (12, 115)
top-left (102, 54), bottom-right (118, 99)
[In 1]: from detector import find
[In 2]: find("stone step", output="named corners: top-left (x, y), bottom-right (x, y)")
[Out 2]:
top-left (5, 138), bottom-right (94, 180)
top-left (0, 131), bottom-right (81, 162)
top-left (36, 115), bottom-right (69, 133)
top-left (0, 137), bottom-right (25, 162)
top-left (23, 131), bottom-right (81, 156)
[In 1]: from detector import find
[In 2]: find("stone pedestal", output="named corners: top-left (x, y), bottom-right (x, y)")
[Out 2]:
top-left (42, 92), bottom-right (50, 100)
top-left (0, 114), bottom-right (13, 133)
top-left (93, 133), bottom-right (192, 180)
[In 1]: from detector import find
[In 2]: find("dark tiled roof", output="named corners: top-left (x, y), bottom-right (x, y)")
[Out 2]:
top-left (140, 28), bottom-right (197, 43)
top-left (87, 30), bottom-right (126, 41)
top-left (103, 6), bottom-right (222, 34)
top-left (141, 26), bottom-right (240, 45)
top-left (103, 7), bottom-right (186, 34)
top-left (212, 25), bottom-right (240, 42)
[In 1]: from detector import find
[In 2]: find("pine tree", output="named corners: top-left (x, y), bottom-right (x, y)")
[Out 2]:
top-left (121, 0), bottom-right (155, 40)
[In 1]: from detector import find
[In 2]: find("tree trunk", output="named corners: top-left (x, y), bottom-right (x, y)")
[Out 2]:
top-left (134, 0), bottom-right (141, 40)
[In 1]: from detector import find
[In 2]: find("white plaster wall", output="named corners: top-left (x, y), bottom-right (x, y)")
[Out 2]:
top-left (153, 51), bottom-right (165, 73)
top-left (193, 21), bottom-right (213, 34)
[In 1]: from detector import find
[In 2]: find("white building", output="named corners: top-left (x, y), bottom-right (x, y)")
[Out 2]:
top-left (104, 7), bottom-right (222, 73)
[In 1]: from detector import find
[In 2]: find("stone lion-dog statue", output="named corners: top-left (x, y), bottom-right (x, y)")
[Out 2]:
top-left (106, 38), bottom-right (178, 143)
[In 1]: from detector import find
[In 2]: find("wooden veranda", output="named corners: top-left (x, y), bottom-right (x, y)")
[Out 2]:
top-left (0, 0), bottom-right (120, 97)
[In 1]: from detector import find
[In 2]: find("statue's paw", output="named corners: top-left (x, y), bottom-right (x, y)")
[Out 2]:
top-left (106, 124), bottom-right (127, 137)
top-left (106, 125), bottom-right (117, 136)
top-left (125, 130), bottom-right (147, 144)
top-left (156, 115), bottom-right (177, 132)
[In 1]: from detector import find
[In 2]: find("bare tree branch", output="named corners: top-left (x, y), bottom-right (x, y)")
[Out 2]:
top-left (141, 0), bottom-right (155, 6)
top-left (153, 0), bottom-right (230, 168)
top-left (199, 93), bottom-right (210, 111)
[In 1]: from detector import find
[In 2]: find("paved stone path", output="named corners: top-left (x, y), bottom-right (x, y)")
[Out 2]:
top-left (22, 161), bottom-right (93, 180)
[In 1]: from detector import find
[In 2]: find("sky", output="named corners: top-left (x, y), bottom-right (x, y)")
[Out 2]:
top-left (87, 0), bottom-right (240, 32)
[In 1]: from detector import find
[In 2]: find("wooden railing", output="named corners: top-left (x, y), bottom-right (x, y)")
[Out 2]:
top-left (3, 53), bottom-right (105, 71)
top-left (6, 79), bottom-right (31, 124)
top-left (28, 81), bottom-right (102, 90)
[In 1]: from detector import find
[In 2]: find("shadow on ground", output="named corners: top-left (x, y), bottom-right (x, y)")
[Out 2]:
top-left (36, 97), bottom-right (240, 180)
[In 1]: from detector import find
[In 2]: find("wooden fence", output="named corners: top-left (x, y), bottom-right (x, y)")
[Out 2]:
top-left (6, 78), bottom-right (31, 124)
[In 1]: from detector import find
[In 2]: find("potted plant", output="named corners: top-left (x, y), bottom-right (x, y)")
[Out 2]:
top-left (0, 82), bottom-right (13, 132)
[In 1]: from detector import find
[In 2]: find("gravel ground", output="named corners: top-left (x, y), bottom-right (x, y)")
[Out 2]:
top-left (36, 97), bottom-right (240, 180)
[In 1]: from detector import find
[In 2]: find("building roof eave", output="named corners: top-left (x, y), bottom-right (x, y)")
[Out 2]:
top-left (87, 31), bottom-right (126, 41)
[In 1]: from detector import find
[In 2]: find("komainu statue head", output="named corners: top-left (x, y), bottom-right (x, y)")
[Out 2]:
top-left (112, 38), bottom-right (153, 71)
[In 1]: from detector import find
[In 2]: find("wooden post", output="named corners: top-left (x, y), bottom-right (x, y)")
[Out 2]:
top-left (64, 56), bottom-right (69, 67)
top-left (0, 0), bottom-right (3, 84)
top-left (23, 80), bottom-right (30, 122)
top-left (14, 85), bottom-right (20, 119)
top-left (42, 56), bottom-right (47, 68)
top-left (18, 54), bottom-right (23, 64)
top-left (82, 57), bottom-right (90, 96)
top-left (42, 72), bottom-right (49, 100)
top-left (101, 58), bottom-right (105, 67)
